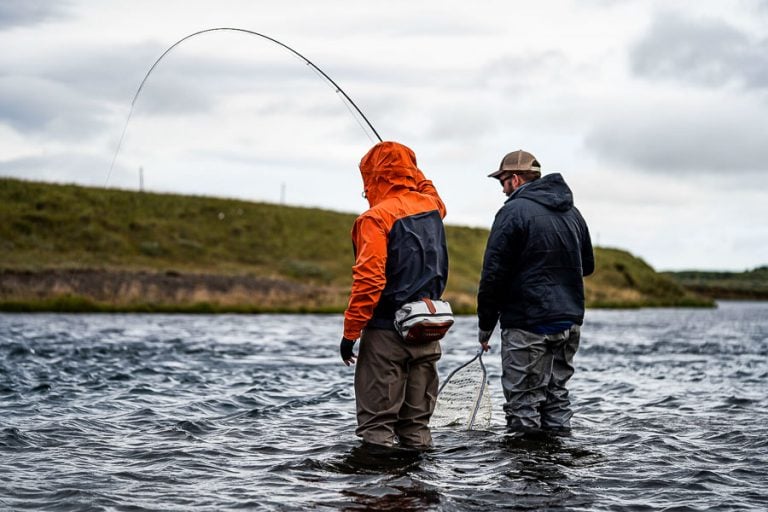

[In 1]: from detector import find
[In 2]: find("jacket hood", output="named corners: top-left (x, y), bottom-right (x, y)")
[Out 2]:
top-left (359, 141), bottom-right (420, 206)
top-left (509, 172), bottom-right (573, 212)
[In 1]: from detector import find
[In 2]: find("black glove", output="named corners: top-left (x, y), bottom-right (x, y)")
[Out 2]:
top-left (340, 337), bottom-right (357, 365)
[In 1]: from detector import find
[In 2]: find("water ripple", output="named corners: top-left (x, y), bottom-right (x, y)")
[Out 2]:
top-left (1, 304), bottom-right (767, 510)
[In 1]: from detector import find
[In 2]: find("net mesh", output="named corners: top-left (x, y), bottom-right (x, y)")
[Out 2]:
top-left (430, 354), bottom-right (492, 430)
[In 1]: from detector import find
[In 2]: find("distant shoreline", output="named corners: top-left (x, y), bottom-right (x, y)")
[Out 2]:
top-left (0, 268), bottom-right (347, 314)
top-left (0, 267), bottom-right (719, 314)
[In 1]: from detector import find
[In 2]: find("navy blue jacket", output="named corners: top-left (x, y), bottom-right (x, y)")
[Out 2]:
top-left (477, 173), bottom-right (594, 332)
top-left (368, 210), bottom-right (449, 329)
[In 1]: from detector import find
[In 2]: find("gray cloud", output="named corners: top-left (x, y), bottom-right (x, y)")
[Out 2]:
top-left (585, 100), bottom-right (768, 173)
top-left (0, 39), bottom-right (374, 139)
top-left (291, 4), bottom-right (491, 38)
top-left (0, 24), bottom-right (463, 147)
top-left (631, 12), bottom-right (768, 89)
top-left (427, 110), bottom-right (494, 142)
top-left (480, 51), bottom-right (570, 93)
top-left (0, 151), bottom-right (109, 185)
top-left (0, 76), bottom-right (108, 138)
top-left (37, 43), bottom-right (306, 112)
top-left (37, 42), bottom-right (169, 103)
top-left (0, 0), bottom-right (70, 29)
top-left (0, 42), bottom-right (193, 137)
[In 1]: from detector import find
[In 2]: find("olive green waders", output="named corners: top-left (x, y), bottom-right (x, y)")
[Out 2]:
top-left (354, 328), bottom-right (441, 449)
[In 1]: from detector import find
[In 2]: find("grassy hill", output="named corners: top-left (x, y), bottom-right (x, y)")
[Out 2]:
top-left (665, 267), bottom-right (768, 300)
top-left (0, 177), bottom-right (713, 312)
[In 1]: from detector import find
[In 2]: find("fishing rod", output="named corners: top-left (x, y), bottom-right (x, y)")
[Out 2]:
top-left (106, 27), bottom-right (382, 185)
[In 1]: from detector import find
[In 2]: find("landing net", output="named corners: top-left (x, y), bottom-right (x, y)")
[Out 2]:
top-left (430, 351), bottom-right (492, 430)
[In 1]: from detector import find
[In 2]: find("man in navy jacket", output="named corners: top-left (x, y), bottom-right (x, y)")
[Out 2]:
top-left (478, 150), bottom-right (594, 433)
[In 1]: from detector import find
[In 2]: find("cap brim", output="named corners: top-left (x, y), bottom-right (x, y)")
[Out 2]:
top-left (487, 170), bottom-right (506, 179)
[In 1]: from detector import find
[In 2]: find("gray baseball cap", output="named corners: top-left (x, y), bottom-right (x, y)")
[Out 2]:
top-left (488, 150), bottom-right (541, 178)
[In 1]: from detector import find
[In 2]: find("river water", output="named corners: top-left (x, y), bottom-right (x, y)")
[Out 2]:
top-left (1, 302), bottom-right (766, 511)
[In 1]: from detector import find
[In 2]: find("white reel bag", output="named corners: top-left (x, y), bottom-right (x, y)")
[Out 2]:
top-left (394, 297), bottom-right (454, 343)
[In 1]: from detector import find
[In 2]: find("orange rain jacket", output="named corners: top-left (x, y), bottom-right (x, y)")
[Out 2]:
top-left (343, 141), bottom-right (448, 341)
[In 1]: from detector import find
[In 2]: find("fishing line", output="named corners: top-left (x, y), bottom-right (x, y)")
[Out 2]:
top-left (106, 27), bottom-right (382, 185)
top-left (305, 62), bottom-right (377, 145)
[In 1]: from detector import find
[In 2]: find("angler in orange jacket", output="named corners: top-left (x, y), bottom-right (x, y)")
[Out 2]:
top-left (339, 141), bottom-right (449, 450)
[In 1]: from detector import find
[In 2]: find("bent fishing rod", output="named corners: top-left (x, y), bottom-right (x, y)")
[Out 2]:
top-left (106, 27), bottom-right (382, 185)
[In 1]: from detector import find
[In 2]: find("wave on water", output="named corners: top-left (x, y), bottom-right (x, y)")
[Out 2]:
top-left (1, 305), bottom-right (767, 510)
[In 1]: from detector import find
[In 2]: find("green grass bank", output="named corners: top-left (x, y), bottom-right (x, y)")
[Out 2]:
top-left (0, 177), bottom-right (714, 312)
top-left (665, 267), bottom-right (768, 300)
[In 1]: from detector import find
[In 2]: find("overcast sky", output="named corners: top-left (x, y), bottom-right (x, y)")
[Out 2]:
top-left (1, 0), bottom-right (767, 271)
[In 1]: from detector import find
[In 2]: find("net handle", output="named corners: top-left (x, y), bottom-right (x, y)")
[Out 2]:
top-left (467, 351), bottom-right (488, 429)
top-left (437, 349), bottom-right (482, 396)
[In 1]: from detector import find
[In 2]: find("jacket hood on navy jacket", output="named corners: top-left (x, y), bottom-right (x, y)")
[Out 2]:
top-left (507, 172), bottom-right (573, 212)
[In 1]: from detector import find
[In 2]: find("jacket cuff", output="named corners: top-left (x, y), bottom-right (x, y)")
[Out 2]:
top-left (477, 312), bottom-right (499, 333)
top-left (478, 329), bottom-right (493, 343)
top-left (343, 322), bottom-right (361, 341)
